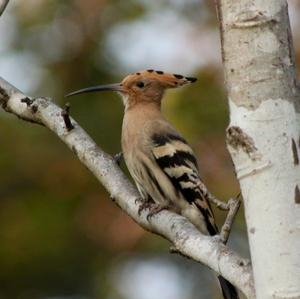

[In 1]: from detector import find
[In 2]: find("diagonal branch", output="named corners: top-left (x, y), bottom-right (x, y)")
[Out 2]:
top-left (0, 77), bottom-right (255, 299)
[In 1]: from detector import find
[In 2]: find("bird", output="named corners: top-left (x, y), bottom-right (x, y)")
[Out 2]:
top-left (66, 69), bottom-right (239, 299)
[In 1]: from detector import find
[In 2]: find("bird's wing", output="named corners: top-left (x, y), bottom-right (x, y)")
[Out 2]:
top-left (151, 132), bottom-right (218, 235)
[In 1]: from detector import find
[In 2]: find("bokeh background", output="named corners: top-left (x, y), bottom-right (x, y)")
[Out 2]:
top-left (1, 1), bottom-right (300, 299)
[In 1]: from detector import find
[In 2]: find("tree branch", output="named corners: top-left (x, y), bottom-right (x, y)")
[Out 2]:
top-left (220, 197), bottom-right (241, 244)
top-left (0, 77), bottom-right (255, 298)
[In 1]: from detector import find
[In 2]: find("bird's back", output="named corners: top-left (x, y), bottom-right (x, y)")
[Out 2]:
top-left (122, 103), bottom-right (218, 235)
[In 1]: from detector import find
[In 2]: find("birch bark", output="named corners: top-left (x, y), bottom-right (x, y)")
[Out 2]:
top-left (216, 1), bottom-right (300, 298)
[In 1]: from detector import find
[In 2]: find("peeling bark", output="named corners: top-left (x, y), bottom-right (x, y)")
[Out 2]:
top-left (227, 126), bottom-right (259, 159)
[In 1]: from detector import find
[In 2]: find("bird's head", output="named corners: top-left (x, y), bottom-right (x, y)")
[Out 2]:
top-left (66, 70), bottom-right (197, 110)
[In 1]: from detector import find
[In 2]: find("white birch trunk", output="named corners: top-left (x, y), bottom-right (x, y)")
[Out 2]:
top-left (217, 1), bottom-right (300, 298)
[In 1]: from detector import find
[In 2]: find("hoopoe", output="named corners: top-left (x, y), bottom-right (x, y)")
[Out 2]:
top-left (66, 70), bottom-right (239, 299)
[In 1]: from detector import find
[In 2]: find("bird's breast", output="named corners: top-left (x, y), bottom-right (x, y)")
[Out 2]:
top-left (121, 106), bottom-right (159, 158)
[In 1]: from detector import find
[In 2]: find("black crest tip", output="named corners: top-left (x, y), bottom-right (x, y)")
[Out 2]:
top-left (174, 74), bottom-right (184, 79)
top-left (185, 77), bottom-right (197, 83)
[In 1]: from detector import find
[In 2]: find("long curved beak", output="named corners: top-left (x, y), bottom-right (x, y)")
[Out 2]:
top-left (65, 83), bottom-right (123, 98)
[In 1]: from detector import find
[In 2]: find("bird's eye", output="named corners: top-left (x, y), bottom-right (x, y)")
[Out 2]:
top-left (136, 81), bottom-right (145, 88)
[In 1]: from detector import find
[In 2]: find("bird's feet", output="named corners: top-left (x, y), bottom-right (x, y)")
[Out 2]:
top-left (137, 200), bottom-right (170, 219)
top-left (138, 200), bottom-right (153, 215)
top-left (146, 203), bottom-right (170, 220)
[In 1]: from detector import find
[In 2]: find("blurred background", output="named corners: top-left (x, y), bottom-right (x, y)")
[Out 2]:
top-left (1, 1), bottom-right (300, 298)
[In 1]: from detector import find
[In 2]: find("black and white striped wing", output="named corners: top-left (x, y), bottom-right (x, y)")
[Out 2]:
top-left (151, 133), bottom-right (218, 235)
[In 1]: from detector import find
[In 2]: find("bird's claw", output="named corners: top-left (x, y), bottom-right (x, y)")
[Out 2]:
top-left (146, 203), bottom-right (169, 220)
top-left (138, 201), bottom-right (153, 216)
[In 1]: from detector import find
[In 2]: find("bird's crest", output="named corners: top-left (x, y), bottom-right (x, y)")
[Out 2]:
top-left (122, 69), bottom-right (197, 89)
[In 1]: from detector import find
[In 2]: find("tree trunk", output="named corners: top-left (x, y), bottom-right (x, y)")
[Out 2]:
top-left (216, 1), bottom-right (300, 298)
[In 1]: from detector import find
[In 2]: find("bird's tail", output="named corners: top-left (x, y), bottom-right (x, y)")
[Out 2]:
top-left (218, 276), bottom-right (239, 299)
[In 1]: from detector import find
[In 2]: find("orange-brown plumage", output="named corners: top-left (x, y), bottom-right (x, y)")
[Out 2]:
top-left (119, 69), bottom-right (197, 109)
top-left (121, 69), bottom-right (196, 88)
